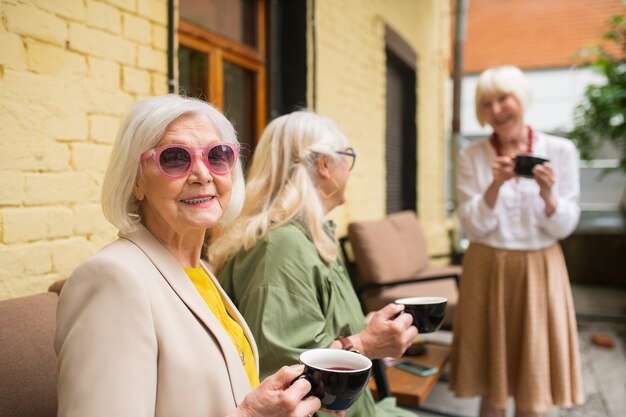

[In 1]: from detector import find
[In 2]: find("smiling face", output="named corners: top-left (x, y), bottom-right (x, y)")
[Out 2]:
top-left (480, 92), bottom-right (525, 145)
top-left (133, 113), bottom-right (232, 242)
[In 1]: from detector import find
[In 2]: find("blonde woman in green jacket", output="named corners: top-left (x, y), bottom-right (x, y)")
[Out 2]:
top-left (209, 110), bottom-right (418, 417)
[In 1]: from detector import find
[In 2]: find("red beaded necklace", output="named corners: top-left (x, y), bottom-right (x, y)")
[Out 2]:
top-left (490, 125), bottom-right (534, 156)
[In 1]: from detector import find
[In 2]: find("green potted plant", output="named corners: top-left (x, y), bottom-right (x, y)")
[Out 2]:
top-left (569, 13), bottom-right (626, 212)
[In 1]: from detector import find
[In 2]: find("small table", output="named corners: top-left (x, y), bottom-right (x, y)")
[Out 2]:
top-left (369, 343), bottom-right (450, 407)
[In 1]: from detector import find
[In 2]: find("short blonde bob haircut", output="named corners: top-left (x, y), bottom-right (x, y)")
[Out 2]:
top-left (101, 94), bottom-right (245, 233)
top-left (475, 65), bottom-right (532, 126)
top-left (209, 110), bottom-right (349, 271)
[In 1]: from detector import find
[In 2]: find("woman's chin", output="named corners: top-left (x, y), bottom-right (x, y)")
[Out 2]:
top-left (181, 211), bottom-right (224, 231)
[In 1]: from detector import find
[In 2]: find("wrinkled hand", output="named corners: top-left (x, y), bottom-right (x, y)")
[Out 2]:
top-left (231, 365), bottom-right (321, 417)
top-left (492, 155), bottom-right (516, 185)
top-left (532, 163), bottom-right (555, 196)
top-left (354, 303), bottom-right (417, 359)
top-left (533, 163), bottom-right (557, 216)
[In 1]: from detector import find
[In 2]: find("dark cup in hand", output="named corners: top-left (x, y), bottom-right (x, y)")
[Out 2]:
top-left (514, 155), bottom-right (549, 178)
top-left (395, 296), bottom-right (447, 334)
top-left (294, 348), bottom-right (372, 411)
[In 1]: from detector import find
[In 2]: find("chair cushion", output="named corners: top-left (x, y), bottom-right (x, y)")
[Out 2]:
top-left (361, 276), bottom-right (459, 327)
top-left (0, 292), bottom-right (59, 417)
top-left (348, 211), bottom-right (429, 285)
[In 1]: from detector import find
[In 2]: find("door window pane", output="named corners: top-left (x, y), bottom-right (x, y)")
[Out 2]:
top-left (223, 61), bottom-right (256, 149)
top-left (179, 45), bottom-right (208, 99)
top-left (180, 0), bottom-right (257, 48)
top-left (386, 52), bottom-right (417, 214)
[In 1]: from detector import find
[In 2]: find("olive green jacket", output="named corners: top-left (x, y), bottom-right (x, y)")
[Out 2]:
top-left (218, 220), bottom-right (415, 417)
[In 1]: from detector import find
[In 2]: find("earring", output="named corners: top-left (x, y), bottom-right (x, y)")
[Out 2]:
top-left (316, 177), bottom-right (339, 199)
top-left (128, 204), bottom-right (142, 219)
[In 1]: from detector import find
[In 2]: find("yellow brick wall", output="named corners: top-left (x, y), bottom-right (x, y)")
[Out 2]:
top-left (312, 0), bottom-right (452, 255)
top-left (0, 0), bottom-right (169, 300)
top-left (0, 0), bottom-right (451, 300)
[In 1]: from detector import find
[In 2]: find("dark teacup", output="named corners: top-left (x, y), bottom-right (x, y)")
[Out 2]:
top-left (514, 155), bottom-right (549, 178)
top-left (296, 348), bottom-right (372, 411)
top-left (395, 296), bottom-right (447, 333)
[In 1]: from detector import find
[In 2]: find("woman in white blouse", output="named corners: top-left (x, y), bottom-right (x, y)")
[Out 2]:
top-left (449, 66), bottom-right (584, 417)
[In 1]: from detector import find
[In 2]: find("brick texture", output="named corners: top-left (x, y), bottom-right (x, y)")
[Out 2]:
top-left (30, 0), bottom-right (86, 21)
top-left (123, 12), bottom-right (152, 44)
top-left (87, 1), bottom-right (122, 34)
top-left (0, 31), bottom-right (27, 70)
top-left (0, 0), bottom-right (450, 300)
top-left (463, 0), bottom-right (625, 72)
top-left (316, 0), bottom-right (452, 254)
top-left (0, 173), bottom-right (25, 206)
top-left (87, 56), bottom-right (122, 92)
top-left (0, 242), bottom-right (53, 281)
top-left (6, 2), bottom-right (68, 47)
top-left (0, 0), bottom-right (168, 300)
top-left (89, 114), bottom-right (120, 144)
top-left (123, 65), bottom-right (152, 95)
top-left (2, 206), bottom-right (74, 244)
top-left (26, 40), bottom-right (87, 76)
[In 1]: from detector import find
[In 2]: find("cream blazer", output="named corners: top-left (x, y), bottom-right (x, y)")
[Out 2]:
top-left (55, 224), bottom-right (259, 417)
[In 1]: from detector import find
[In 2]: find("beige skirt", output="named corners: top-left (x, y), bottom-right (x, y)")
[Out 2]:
top-left (449, 242), bottom-right (584, 413)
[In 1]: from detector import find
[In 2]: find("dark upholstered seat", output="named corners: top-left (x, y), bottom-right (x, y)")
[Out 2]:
top-left (344, 211), bottom-right (461, 328)
top-left (0, 291), bottom-right (59, 417)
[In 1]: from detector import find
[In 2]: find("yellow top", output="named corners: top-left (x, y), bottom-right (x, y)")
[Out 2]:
top-left (184, 267), bottom-right (260, 388)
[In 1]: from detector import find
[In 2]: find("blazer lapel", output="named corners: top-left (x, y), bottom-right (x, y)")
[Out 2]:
top-left (119, 225), bottom-right (253, 404)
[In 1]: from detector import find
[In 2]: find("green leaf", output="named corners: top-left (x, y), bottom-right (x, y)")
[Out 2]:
top-left (569, 11), bottom-right (626, 174)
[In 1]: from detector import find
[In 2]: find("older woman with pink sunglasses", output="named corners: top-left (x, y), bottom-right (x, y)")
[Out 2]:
top-left (55, 95), bottom-right (323, 417)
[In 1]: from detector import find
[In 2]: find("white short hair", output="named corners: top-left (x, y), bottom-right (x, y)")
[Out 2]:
top-left (475, 65), bottom-right (532, 126)
top-left (101, 94), bottom-right (245, 233)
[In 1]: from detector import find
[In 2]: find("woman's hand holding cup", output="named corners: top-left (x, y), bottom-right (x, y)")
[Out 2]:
top-left (532, 162), bottom-right (555, 195)
top-left (491, 155), bottom-right (516, 185)
top-left (293, 349), bottom-right (369, 413)
top-left (231, 364), bottom-right (321, 417)
top-left (533, 162), bottom-right (557, 215)
top-left (354, 303), bottom-right (417, 359)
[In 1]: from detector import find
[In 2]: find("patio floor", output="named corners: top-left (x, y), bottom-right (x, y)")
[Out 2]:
top-left (403, 283), bottom-right (626, 417)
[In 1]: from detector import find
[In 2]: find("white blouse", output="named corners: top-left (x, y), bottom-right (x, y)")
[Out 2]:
top-left (456, 131), bottom-right (581, 250)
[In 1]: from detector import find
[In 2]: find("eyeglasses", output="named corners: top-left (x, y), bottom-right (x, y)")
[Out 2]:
top-left (140, 143), bottom-right (238, 178)
top-left (336, 147), bottom-right (356, 171)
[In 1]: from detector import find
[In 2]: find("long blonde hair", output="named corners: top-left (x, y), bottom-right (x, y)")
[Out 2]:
top-left (209, 110), bottom-right (348, 271)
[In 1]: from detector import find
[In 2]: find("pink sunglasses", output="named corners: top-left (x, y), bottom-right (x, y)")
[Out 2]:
top-left (140, 143), bottom-right (239, 178)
